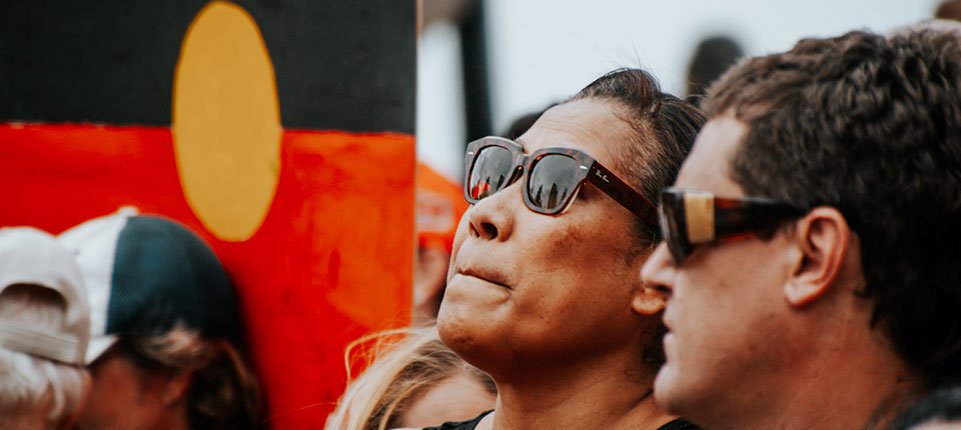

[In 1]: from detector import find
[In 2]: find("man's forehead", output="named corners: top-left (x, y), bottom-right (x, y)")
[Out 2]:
top-left (675, 115), bottom-right (748, 196)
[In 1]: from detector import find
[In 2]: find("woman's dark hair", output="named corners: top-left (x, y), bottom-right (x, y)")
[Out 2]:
top-left (564, 69), bottom-right (705, 371)
top-left (567, 68), bottom-right (707, 243)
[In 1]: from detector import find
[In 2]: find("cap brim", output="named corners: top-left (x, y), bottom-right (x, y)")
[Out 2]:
top-left (85, 335), bottom-right (118, 365)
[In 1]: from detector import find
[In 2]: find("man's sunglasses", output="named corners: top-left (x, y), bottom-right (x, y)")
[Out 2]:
top-left (463, 136), bottom-right (658, 227)
top-left (659, 187), bottom-right (808, 264)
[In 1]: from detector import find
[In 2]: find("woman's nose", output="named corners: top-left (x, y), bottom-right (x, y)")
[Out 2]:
top-left (466, 182), bottom-right (520, 242)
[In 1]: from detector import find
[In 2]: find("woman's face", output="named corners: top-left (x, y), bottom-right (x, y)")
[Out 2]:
top-left (437, 98), bottom-right (662, 377)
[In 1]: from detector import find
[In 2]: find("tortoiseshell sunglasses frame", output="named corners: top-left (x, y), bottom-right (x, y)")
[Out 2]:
top-left (659, 187), bottom-right (808, 264)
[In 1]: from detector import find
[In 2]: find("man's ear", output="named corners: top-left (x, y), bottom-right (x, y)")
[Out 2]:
top-left (162, 371), bottom-right (193, 407)
top-left (632, 281), bottom-right (668, 316)
top-left (785, 206), bottom-right (850, 308)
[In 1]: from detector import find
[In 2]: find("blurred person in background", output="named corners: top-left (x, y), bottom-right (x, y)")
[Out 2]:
top-left (435, 68), bottom-right (705, 430)
top-left (499, 103), bottom-right (554, 141)
top-left (415, 163), bottom-right (470, 326)
top-left (60, 208), bottom-right (263, 430)
top-left (0, 227), bottom-right (90, 430)
top-left (642, 28), bottom-right (961, 430)
top-left (684, 35), bottom-right (744, 106)
top-left (936, 0), bottom-right (961, 21)
top-left (326, 326), bottom-right (495, 430)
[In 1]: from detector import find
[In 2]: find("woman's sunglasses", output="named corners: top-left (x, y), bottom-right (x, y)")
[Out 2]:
top-left (659, 187), bottom-right (808, 264)
top-left (463, 136), bottom-right (658, 227)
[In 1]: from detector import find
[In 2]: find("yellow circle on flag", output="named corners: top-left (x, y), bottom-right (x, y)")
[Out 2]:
top-left (173, 1), bottom-right (281, 242)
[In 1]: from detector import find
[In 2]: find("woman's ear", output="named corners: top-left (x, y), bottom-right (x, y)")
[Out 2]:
top-left (784, 206), bottom-right (850, 308)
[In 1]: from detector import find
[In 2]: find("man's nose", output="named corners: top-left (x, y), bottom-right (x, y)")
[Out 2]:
top-left (641, 241), bottom-right (677, 293)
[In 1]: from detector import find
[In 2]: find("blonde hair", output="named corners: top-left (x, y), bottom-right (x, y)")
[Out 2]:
top-left (326, 326), bottom-right (495, 430)
top-left (0, 285), bottom-right (88, 428)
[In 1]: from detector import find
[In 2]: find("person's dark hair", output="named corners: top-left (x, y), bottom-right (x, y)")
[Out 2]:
top-left (703, 30), bottom-right (961, 386)
top-left (685, 35), bottom-right (744, 102)
top-left (936, 0), bottom-right (961, 21)
top-left (567, 68), bottom-right (707, 244)
top-left (117, 328), bottom-right (263, 430)
top-left (886, 385), bottom-right (961, 430)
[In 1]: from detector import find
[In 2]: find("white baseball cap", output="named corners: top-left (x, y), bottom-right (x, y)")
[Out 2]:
top-left (0, 227), bottom-right (90, 365)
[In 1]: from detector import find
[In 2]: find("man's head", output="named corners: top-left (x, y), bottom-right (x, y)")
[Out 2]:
top-left (0, 227), bottom-right (91, 429)
top-left (59, 208), bottom-right (261, 430)
top-left (437, 68), bottom-right (704, 380)
top-left (642, 29), bottom-right (961, 425)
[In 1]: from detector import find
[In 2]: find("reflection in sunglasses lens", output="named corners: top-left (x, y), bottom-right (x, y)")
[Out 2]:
top-left (529, 155), bottom-right (580, 212)
top-left (469, 146), bottom-right (514, 200)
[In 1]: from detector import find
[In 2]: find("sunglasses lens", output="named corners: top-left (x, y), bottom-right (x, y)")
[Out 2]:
top-left (528, 154), bottom-right (582, 213)
top-left (468, 145), bottom-right (515, 201)
top-left (660, 191), bottom-right (687, 263)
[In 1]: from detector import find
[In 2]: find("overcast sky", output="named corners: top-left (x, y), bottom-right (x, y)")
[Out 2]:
top-left (419, 0), bottom-right (941, 181)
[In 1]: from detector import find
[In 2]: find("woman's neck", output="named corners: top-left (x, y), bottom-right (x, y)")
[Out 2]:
top-left (480, 356), bottom-right (675, 430)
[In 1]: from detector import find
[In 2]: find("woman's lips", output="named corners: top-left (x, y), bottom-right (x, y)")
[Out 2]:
top-left (456, 266), bottom-right (512, 289)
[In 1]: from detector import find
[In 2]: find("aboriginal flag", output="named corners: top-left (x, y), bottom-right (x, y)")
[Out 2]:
top-left (0, 1), bottom-right (416, 427)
